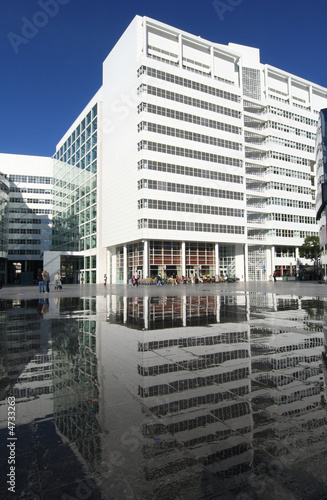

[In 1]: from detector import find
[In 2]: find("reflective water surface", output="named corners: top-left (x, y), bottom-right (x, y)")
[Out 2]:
top-left (1, 292), bottom-right (327, 499)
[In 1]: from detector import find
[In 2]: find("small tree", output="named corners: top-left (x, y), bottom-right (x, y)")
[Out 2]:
top-left (299, 236), bottom-right (321, 278)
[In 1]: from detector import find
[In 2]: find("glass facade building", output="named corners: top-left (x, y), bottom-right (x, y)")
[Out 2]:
top-left (52, 103), bottom-right (98, 283)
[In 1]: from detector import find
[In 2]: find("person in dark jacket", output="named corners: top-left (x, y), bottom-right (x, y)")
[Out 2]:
top-left (42, 270), bottom-right (50, 293)
top-left (37, 268), bottom-right (44, 293)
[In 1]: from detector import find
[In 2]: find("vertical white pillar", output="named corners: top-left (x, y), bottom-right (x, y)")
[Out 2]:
top-left (143, 240), bottom-right (149, 278)
top-left (308, 85), bottom-right (313, 112)
top-left (144, 295), bottom-right (149, 330)
top-left (106, 248), bottom-right (111, 284)
top-left (111, 248), bottom-right (117, 285)
top-left (181, 241), bottom-right (186, 276)
top-left (216, 295), bottom-right (220, 322)
top-left (179, 34), bottom-right (183, 68)
top-left (244, 244), bottom-right (248, 281)
top-left (182, 295), bottom-right (187, 327)
top-left (123, 296), bottom-right (127, 324)
top-left (295, 247), bottom-right (299, 277)
top-left (271, 245), bottom-right (275, 278)
top-left (215, 243), bottom-right (219, 278)
top-left (123, 245), bottom-right (127, 284)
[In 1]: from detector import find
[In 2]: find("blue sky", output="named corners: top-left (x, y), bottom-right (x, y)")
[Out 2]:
top-left (1, 0), bottom-right (327, 157)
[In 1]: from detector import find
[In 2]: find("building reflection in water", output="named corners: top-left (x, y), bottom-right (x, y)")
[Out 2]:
top-left (0, 293), bottom-right (326, 498)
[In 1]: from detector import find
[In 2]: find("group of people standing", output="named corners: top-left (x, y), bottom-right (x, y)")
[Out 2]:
top-left (37, 268), bottom-right (50, 293)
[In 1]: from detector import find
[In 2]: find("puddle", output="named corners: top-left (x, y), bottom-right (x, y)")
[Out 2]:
top-left (0, 293), bottom-right (327, 499)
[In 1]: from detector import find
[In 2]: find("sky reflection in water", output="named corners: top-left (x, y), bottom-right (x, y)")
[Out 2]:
top-left (0, 292), bottom-right (327, 499)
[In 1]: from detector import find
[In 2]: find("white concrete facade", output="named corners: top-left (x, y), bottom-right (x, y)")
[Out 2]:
top-left (97, 16), bottom-right (327, 283)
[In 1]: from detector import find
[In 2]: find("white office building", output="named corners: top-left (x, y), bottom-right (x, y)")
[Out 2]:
top-left (0, 153), bottom-right (53, 284)
top-left (6, 16), bottom-right (327, 283)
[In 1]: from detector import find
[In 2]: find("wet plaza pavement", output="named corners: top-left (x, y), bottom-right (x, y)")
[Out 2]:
top-left (1, 282), bottom-right (327, 499)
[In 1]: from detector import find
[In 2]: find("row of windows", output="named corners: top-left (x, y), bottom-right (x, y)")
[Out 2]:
top-left (9, 175), bottom-right (52, 184)
top-left (267, 198), bottom-right (313, 209)
top-left (271, 214), bottom-right (316, 224)
top-left (148, 386), bottom-right (249, 418)
top-left (8, 239), bottom-right (41, 245)
top-left (138, 141), bottom-right (242, 167)
top-left (267, 106), bottom-right (317, 127)
top-left (269, 151), bottom-right (311, 166)
top-left (9, 228), bottom-right (41, 234)
top-left (10, 187), bottom-right (52, 195)
top-left (275, 339), bottom-right (323, 353)
top-left (9, 198), bottom-right (52, 205)
top-left (10, 218), bottom-right (41, 225)
top-left (266, 165), bottom-right (311, 181)
top-left (139, 102), bottom-right (242, 135)
top-left (138, 199), bottom-right (244, 217)
top-left (137, 65), bottom-right (241, 103)
top-left (139, 121), bottom-right (242, 151)
top-left (271, 230), bottom-right (317, 238)
top-left (267, 182), bottom-right (311, 195)
top-left (138, 218), bottom-right (244, 234)
top-left (268, 136), bottom-right (314, 153)
top-left (9, 208), bottom-right (51, 215)
top-left (138, 160), bottom-right (242, 184)
top-left (139, 331), bottom-right (248, 352)
top-left (274, 230), bottom-right (295, 238)
top-left (139, 348), bottom-right (248, 376)
top-left (57, 132), bottom-right (97, 164)
top-left (138, 179), bottom-right (244, 200)
top-left (267, 120), bottom-right (316, 139)
top-left (8, 249), bottom-right (41, 255)
top-left (143, 84), bottom-right (241, 119)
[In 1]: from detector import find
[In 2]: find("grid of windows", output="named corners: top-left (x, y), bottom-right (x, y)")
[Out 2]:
top-left (149, 241), bottom-right (181, 265)
top-left (52, 103), bottom-right (98, 255)
top-left (186, 242), bottom-right (215, 266)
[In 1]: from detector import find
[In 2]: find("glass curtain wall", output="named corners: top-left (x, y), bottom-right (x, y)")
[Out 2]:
top-left (52, 104), bottom-right (98, 280)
